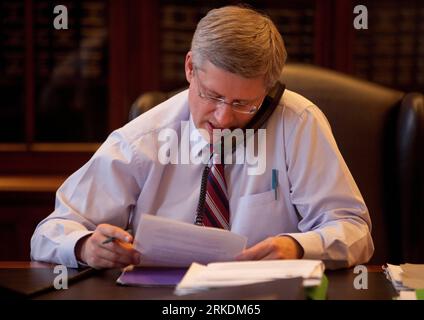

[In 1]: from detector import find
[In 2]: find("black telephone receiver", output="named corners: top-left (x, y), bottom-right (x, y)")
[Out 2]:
top-left (245, 80), bottom-right (285, 132)
top-left (194, 81), bottom-right (285, 226)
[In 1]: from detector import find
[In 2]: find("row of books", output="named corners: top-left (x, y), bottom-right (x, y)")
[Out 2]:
top-left (384, 264), bottom-right (424, 300)
top-left (1, 0), bottom-right (107, 79)
top-left (353, 0), bottom-right (424, 90)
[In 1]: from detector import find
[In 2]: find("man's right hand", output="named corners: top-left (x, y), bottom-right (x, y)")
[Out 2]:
top-left (75, 224), bottom-right (141, 269)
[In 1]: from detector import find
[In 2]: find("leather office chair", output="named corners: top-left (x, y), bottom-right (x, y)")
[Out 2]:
top-left (397, 94), bottom-right (424, 263)
top-left (130, 63), bottom-right (424, 264)
top-left (281, 64), bottom-right (423, 264)
top-left (129, 89), bottom-right (184, 122)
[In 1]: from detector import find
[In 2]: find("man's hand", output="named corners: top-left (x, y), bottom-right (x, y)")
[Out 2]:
top-left (236, 235), bottom-right (304, 261)
top-left (75, 224), bottom-right (141, 269)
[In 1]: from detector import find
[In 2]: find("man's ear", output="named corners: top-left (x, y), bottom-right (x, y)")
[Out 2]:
top-left (185, 51), bottom-right (194, 83)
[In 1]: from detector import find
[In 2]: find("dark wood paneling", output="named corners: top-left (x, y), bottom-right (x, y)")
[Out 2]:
top-left (314, 0), bottom-right (333, 67)
top-left (129, 1), bottom-right (160, 98)
top-left (108, 0), bottom-right (130, 131)
top-left (0, 192), bottom-right (55, 260)
top-left (0, 151), bottom-right (94, 175)
top-left (332, 0), bottom-right (354, 73)
top-left (24, 0), bottom-right (34, 144)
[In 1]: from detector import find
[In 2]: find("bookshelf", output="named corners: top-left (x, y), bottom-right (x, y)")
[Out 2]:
top-left (33, 0), bottom-right (109, 142)
top-left (0, 1), bottom-right (25, 142)
top-left (353, 0), bottom-right (424, 93)
top-left (2, 1), bottom-right (421, 152)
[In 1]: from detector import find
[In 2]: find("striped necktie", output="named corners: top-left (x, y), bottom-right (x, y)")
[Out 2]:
top-left (203, 148), bottom-right (230, 230)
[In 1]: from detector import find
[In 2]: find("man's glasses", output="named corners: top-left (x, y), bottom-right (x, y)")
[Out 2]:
top-left (194, 70), bottom-right (263, 115)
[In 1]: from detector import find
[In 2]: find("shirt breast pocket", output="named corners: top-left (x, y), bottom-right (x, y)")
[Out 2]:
top-left (231, 190), bottom-right (284, 247)
top-left (239, 189), bottom-right (276, 207)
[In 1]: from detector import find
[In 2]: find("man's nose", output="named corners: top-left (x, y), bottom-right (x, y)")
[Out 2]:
top-left (214, 103), bottom-right (234, 128)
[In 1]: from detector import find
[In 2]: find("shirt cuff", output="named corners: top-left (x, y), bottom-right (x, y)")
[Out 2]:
top-left (59, 230), bottom-right (93, 268)
top-left (282, 231), bottom-right (324, 260)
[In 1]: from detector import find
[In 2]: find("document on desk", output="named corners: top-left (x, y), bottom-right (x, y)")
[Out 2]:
top-left (384, 263), bottom-right (424, 292)
top-left (175, 259), bottom-right (325, 295)
top-left (133, 215), bottom-right (247, 267)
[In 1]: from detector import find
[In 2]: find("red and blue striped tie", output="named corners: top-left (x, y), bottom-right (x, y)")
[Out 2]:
top-left (203, 150), bottom-right (230, 230)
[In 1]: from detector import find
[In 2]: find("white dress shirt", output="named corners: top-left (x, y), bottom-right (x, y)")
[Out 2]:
top-left (31, 89), bottom-right (374, 269)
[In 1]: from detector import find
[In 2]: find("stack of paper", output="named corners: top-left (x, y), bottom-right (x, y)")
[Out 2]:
top-left (383, 263), bottom-right (424, 300)
top-left (400, 264), bottom-right (424, 289)
top-left (384, 264), bottom-right (411, 291)
top-left (175, 259), bottom-right (325, 295)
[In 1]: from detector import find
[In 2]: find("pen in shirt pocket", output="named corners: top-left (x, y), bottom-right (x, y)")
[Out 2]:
top-left (272, 169), bottom-right (279, 200)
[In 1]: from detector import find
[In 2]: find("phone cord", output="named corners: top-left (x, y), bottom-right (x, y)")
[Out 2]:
top-left (194, 165), bottom-right (210, 226)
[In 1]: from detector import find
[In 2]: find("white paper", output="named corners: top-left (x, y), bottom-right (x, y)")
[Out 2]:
top-left (175, 259), bottom-right (324, 295)
top-left (134, 214), bottom-right (247, 267)
top-left (398, 291), bottom-right (417, 300)
top-left (383, 264), bottom-right (412, 291)
top-left (386, 264), bottom-right (403, 283)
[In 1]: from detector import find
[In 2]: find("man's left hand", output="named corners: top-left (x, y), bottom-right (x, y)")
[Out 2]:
top-left (236, 235), bottom-right (304, 261)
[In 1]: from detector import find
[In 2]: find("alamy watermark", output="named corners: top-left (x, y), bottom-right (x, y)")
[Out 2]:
top-left (353, 264), bottom-right (368, 290)
top-left (53, 5), bottom-right (68, 30)
top-left (353, 5), bottom-right (368, 30)
top-left (53, 4), bottom-right (369, 31)
top-left (157, 121), bottom-right (267, 175)
top-left (53, 264), bottom-right (68, 290)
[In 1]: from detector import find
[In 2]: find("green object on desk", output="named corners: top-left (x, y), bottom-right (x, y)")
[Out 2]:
top-left (416, 289), bottom-right (424, 300)
top-left (305, 274), bottom-right (328, 300)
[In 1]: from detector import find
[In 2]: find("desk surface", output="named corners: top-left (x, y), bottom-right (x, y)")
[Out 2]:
top-left (0, 262), bottom-right (396, 300)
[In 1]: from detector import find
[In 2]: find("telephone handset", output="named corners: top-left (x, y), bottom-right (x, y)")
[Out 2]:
top-left (194, 81), bottom-right (285, 226)
top-left (209, 80), bottom-right (285, 159)
top-left (245, 80), bottom-right (285, 132)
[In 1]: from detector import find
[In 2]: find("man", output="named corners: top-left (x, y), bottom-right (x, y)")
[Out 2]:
top-left (31, 6), bottom-right (374, 270)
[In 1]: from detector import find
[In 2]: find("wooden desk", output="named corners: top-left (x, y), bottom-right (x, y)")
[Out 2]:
top-left (0, 262), bottom-right (397, 300)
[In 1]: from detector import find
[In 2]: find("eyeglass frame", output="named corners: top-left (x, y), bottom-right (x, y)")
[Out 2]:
top-left (193, 68), bottom-right (265, 115)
